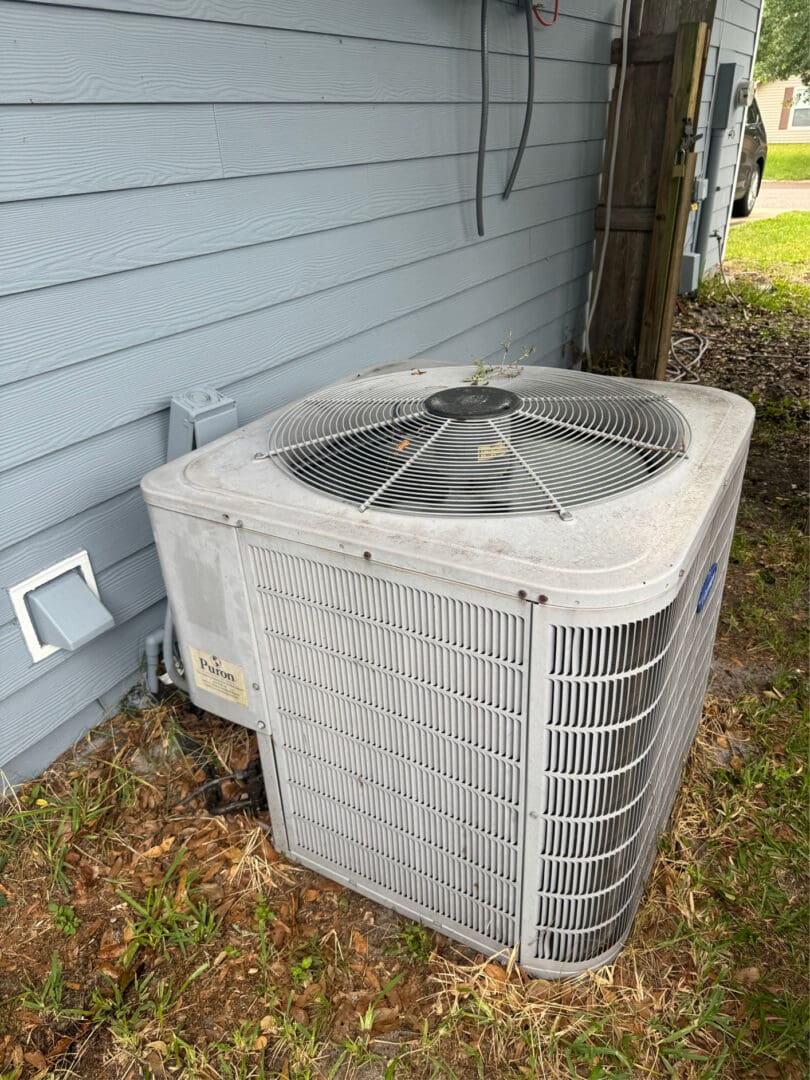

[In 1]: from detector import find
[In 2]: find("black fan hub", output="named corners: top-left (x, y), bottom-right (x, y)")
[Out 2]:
top-left (424, 385), bottom-right (521, 420)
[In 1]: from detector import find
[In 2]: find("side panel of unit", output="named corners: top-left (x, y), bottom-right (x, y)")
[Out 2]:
top-left (520, 447), bottom-right (749, 977)
top-left (146, 506), bottom-right (269, 730)
top-left (240, 531), bottom-right (535, 957)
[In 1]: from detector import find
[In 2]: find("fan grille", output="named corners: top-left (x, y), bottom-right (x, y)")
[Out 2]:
top-left (265, 367), bottom-right (689, 518)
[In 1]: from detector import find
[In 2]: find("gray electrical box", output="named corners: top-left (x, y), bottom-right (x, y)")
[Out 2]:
top-left (693, 177), bottom-right (709, 203)
top-left (680, 251), bottom-right (702, 295)
top-left (712, 63), bottom-right (744, 130)
top-left (167, 386), bottom-right (238, 461)
top-left (735, 79), bottom-right (752, 109)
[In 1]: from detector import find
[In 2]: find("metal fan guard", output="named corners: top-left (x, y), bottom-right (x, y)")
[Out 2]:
top-left (264, 366), bottom-right (690, 518)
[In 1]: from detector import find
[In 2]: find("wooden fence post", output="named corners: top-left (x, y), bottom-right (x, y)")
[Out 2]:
top-left (636, 21), bottom-right (710, 379)
top-left (587, 0), bottom-right (716, 376)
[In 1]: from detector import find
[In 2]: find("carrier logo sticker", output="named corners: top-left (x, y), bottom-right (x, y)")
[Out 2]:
top-left (696, 563), bottom-right (718, 613)
top-left (477, 441), bottom-right (506, 463)
top-left (189, 648), bottom-right (248, 706)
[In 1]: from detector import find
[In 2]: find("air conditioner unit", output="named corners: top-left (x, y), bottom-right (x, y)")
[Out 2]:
top-left (141, 366), bottom-right (752, 978)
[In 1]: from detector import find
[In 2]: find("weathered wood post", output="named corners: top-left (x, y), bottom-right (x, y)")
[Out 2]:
top-left (588, 0), bottom-right (716, 378)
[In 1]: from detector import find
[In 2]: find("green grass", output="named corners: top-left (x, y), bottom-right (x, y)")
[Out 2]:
top-left (699, 211), bottom-right (810, 313)
top-left (724, 524), bottom-right (809, 666)
top-left (763, 143), bottom-right (810, 182)
top-left (117, 849), bottom-right (219, 964)
top-left (0, 746), bottom-right (146, 893)
top-left (18, 952), bottom-right (75, 1019)
top-left (698, 271), bottom-right (810, 315)
top-left (726, 211), bottom-right (810, 277)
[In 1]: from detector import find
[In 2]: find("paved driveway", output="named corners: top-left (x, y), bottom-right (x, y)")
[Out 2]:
top-left (731, 180), bottom-right (809, 223)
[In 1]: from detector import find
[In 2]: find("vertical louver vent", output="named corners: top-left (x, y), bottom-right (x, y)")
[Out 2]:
top-left (533, 457), bottom-right (746, 965)
top-left (247, 546), bottom-right (528, 952)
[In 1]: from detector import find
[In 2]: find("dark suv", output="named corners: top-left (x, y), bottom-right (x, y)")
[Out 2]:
top-left (733, 99), bottom-right (768, 217)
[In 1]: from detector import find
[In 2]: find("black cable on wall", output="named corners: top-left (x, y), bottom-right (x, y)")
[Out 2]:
top-left (476, 0), bottom-right (490, 237)
top-left (503, 0), bottom-right (536, 200)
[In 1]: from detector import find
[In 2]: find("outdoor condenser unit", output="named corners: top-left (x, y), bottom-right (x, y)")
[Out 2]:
top-left (141, 366), bottom-right (753, 978)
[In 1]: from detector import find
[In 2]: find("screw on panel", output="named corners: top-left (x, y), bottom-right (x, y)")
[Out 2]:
top-left (257, 721), bottom-right (266, 730)
top-left (517, 590), bottom-right (527, 600)
top-left (538, 595), bottom-right (549, 604)
top-left (363, 551), bottom-right (372, 560)
top-left (252, 682), bottom-right (260, 690)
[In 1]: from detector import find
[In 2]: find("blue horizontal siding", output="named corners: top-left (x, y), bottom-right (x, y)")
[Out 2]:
top-left (1, 223), bottom-right (596, 469)
top-left (17, 0), bottom-right (620, 50)
top-left (0, 101), bottom-right (605, 204)
top-left (0, 4), bottom-right (613, 104)
top-left (0, 0), bottom-right (621, 778)
top-left (0, 488), bottom-right (152, 625)
top-left (2, 147), bottom-right (601, 295)
top-left (0, 603), bottom-right (164, 765)
top-left (1, 545), bottom-right (164, 699)
top-left (1, 163), bottom-right (602, 384)
top-left (1, 668), bottom-right (144, 790)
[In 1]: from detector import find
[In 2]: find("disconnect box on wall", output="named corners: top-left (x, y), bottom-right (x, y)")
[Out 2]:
top-left (680, 251), bottom-right (702, 294)
top-left (10, 552), bottom-right (114, 663)
top-left (167, 387), bottom-right (238, 461)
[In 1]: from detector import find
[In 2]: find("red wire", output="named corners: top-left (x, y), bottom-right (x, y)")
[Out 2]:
top-left (532, 0), bottom-right (559, 27)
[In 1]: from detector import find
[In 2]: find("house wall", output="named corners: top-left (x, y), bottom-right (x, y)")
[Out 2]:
top-left (681, 0), bottom-right (762, 279)
top-left (756, 78), bottom-right (810, 143)
top-left (0, 0), bottom-right (621, 784)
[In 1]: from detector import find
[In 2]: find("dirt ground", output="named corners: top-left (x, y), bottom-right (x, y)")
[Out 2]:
top-left (1, 285), bottom-right (807, 1079)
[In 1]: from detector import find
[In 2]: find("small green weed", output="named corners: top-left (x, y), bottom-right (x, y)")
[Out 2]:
top-left (18, 951), bottom-right (82, 1020)
top-left (387, 921), bottom-right (432, 963)
top-left (748, 389), bottom-right (809, 432)
top-left (254, 896), bottom-right (276, 989)
top-left (90, 963), bottom-right (209, 1049)
top-left (48, 901), bottom-right (81, 936)
top-left (251, 997), bottom-right (324, 1080)
top-left (290, 934), bottom-right (325, 988)
top-left (290, 953), bottom-right (316, 988)
top-left (729, 529), bottom-right (753, 565)
top-left (464, 329), bottom-right (534, 385)
top-left (117, 849), bottom-right (218, 963)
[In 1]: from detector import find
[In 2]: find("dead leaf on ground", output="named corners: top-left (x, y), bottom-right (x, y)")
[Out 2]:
top-left (734, 966), bottom-right (761, 986)
top-left (142, 836), bottom-right (175, 859)
top-left (351, 929), bottom-right (368, 955)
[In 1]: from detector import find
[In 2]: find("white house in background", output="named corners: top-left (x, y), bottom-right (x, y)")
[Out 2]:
top-left (755, 78), bottom-right (810, 142)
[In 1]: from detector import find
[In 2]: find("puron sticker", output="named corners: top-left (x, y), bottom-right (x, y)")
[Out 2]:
top-left (189, 648), bottom-right (248, 706)
top-left (477, 441), bottom-right (506, 463)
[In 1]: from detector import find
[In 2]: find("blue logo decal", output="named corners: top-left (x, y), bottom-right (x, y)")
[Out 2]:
top-left (696, 563), bottom-right (718, 613)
